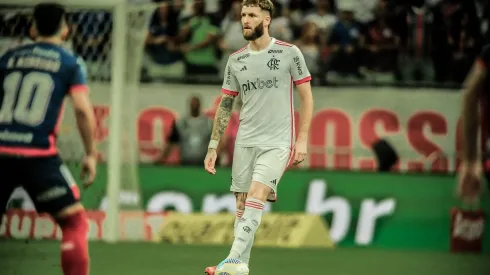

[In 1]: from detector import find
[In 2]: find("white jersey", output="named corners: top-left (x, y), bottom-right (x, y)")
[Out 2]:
top-left (221, 38), bottom-right (311, 148)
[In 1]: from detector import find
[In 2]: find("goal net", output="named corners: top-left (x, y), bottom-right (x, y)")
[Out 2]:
top-left (0, 0), bottom-right (155, 242)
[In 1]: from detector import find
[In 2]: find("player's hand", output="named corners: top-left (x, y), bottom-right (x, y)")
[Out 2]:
top-left (457, 161), bottom-right (482, 204)
top-left (292, 139), bottom-right (307, 165)
top-left (81, 154), bottom-right (97, 188)
top-left (204, 148), bottom-right (217, 174)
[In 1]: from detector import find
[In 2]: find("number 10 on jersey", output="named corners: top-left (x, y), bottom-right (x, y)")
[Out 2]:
top-left (0, 71), bottom-right (54, 127)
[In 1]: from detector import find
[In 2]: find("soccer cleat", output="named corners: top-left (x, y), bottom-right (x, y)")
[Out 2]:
top-left (213, 258), bottom-right (249, 275)
top-left (204, 266), bottom-right (216, 275)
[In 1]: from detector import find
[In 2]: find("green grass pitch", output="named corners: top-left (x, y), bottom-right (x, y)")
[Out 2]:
top-left (1, 240), bottom-right (489, 275)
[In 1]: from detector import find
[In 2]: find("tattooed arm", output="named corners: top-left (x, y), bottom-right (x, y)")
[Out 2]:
top-left (204, 93), bottom-right (236, 174)
top-left (205, 57), bottom-right (239, 174)
top-left (209, 94), bottom-right (236, 149)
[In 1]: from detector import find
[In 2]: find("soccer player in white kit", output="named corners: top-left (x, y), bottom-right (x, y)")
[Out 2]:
top-left (203, 0), bottom-right (314, 274)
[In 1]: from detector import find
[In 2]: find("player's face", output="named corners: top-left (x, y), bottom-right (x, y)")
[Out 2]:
top-left (190, 97), bottom-right (201, 117)
top-left (241, 6), bottom-right (270, 41)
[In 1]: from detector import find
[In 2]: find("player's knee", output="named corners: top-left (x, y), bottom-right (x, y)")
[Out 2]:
top-left (248, 194), bottom-right (268, 202)
top-left (57, 205), bottom-right (88, 232)
top-left (56, 203), bottom-right (85, 219)
top-left (248, 181), bottom-right (271, 202)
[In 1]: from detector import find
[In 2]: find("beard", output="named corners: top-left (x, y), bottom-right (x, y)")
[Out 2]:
top-left (243, 22), bottom-right (264, 41)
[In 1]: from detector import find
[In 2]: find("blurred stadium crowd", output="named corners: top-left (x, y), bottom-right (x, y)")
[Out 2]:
top-left (142, 0), bottom-right (490, 85)
top-left (1, 0), bottom-right (489, 86)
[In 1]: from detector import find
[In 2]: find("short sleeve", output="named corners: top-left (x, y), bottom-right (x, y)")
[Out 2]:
top-left (222, 57), bottom-right (239, 96)
top-left (477, 45), bottom-right (490, 70)
top-left (69, 56), bottom-right (89, 94)
top-left (290, 46), bottom-right (312, 86)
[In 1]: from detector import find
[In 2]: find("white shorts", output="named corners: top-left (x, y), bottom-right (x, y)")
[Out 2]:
top-left (230, 146), bottom-right (292, 201)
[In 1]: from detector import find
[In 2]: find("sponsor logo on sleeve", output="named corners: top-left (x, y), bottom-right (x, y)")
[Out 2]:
top-left (237, 53), bottom-right (250, 61)
top-left (226, 65), bottom-right (232, 85)
top-left (293, 56), bottom-right (303, 75)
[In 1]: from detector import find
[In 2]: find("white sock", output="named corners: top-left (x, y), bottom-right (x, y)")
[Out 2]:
top-left (228, 198), bottom-right (264, 259)
top-left (234, 209), bottom-right (252, 265)
top-left (240, 235), bottom-right (254, 265)
top-left (234, 209), bottom-right (244, 235)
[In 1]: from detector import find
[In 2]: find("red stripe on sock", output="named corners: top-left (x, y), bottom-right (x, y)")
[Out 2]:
top-left (245, 201), bottom-right (264, 207)
top-left (246, 200), bottom-right (264, 206)
top-left (245, 202), bottom-right (264, 210)
top-left (245, 205), bottom-right (263, 210)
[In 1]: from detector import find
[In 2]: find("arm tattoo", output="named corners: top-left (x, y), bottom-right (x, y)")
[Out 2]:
top-left (211, 94), bottom-right (235, 142)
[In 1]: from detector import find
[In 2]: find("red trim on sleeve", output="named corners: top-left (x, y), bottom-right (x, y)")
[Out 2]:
top-left (69, 84), bottom-right (89, 94)
top-left (293, 76), bottom-right (312, 86)
top-left (477, 58), bottom-right (487, 70)
top-left (222, 88), bottom-right (239, 96)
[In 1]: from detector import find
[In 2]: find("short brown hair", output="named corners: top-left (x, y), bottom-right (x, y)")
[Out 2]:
top-left (242, 0), bottom-right (275, 17)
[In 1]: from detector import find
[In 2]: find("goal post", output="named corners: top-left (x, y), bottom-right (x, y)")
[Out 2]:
top-left (107, 0), bottom-right (127, 244)
top-left (0, 0), bottom-right (155, 243)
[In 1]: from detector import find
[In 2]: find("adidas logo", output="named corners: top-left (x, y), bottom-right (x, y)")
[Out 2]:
top-left (270, 179), bottom-right (277, 186)
top-left (240, 66), bottom-right (247, 71)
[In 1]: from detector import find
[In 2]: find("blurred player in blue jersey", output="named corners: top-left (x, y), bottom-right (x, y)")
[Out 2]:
top-left (0, 3), bottom-right (96, 275)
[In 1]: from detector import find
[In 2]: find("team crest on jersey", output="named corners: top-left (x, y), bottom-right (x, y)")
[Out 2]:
top-left (267, 56), bottom-right (280, 70)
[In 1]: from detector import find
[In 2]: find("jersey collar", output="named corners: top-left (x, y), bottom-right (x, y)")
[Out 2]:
top-left (248, 37), bottom-right (276, 55)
